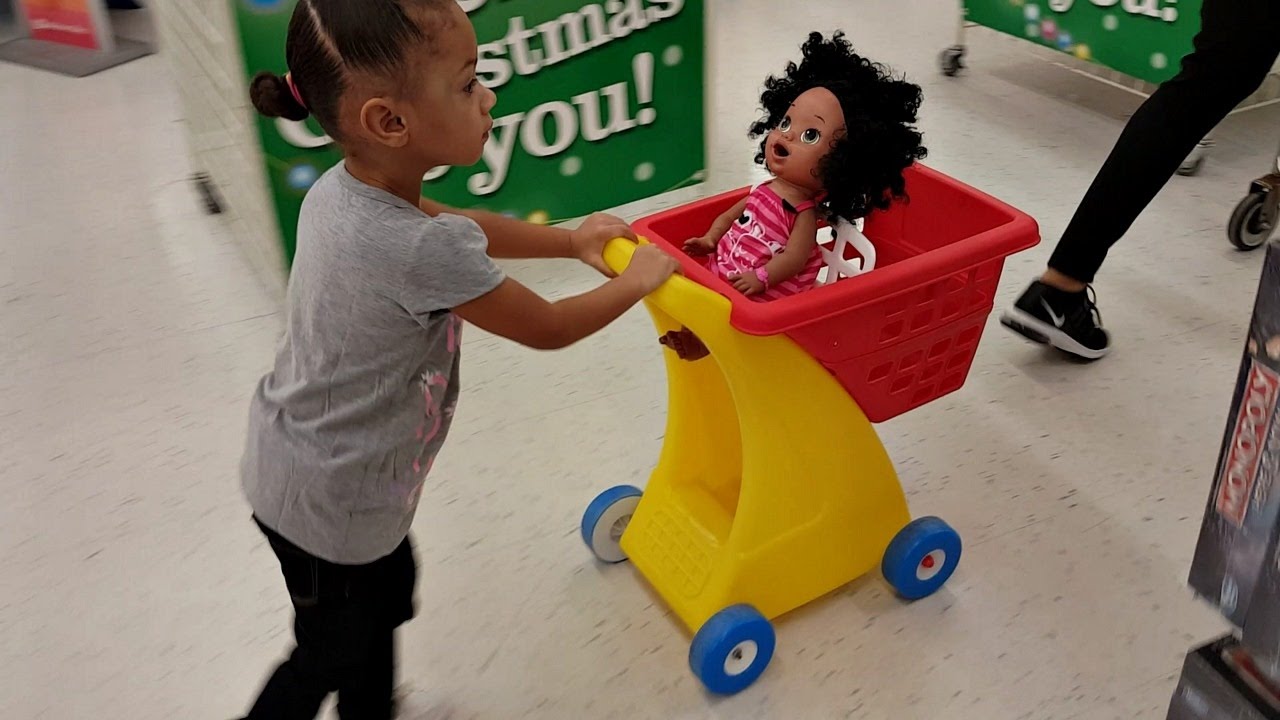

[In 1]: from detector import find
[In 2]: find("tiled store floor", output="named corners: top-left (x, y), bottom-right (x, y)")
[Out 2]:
top-left (3, 1), bottom-right (1272, 717)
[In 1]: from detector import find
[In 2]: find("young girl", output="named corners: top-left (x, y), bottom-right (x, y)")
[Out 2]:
top-left (239, 1), bottom-right (678, 717)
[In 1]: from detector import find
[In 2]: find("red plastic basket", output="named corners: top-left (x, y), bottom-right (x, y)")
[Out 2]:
top-left (633, 164), bottom-right (1040, 422)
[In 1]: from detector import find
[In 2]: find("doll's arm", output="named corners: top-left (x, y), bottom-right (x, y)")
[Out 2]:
top-left (685, 198), bottom-right (748, 256)
top-left (708, 198), bottom-right (749, 238)
top-left (729, 210), bottom-right (818, 296)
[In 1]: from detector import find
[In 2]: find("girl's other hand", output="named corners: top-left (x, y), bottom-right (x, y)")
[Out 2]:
top-left (683, 235), bottom-right (716, 256)
top-left (570, 212), bottom-right (637, 277)
top-left (623, 245), bottom-right (680, 295)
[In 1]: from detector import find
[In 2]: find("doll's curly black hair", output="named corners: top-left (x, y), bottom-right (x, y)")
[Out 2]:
top-left (750, 31), bottom-right (927, 224)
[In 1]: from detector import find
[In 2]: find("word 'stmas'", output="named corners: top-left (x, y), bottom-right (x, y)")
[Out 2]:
top-left (469, 0), bottom-right (684, 89)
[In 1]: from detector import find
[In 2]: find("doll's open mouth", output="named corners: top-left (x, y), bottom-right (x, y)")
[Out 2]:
top-left (772, 143), bottom-right (791, 159)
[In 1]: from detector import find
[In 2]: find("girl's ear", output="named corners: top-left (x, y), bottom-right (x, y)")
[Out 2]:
top-left (359, 97), bottom-right (409, 148)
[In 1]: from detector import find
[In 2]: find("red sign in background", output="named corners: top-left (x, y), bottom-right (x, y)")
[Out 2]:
top-left (22, 0), bottom-right (100, 50)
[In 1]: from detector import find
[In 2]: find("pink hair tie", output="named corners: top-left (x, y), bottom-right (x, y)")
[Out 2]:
top-left (284, 72), bottom-right (306, 110)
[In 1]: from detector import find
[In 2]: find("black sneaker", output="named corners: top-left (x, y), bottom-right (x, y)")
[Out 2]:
top-left (1000, 280), bottom-right (1110, 360)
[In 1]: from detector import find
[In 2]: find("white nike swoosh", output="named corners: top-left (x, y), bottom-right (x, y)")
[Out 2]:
top-left (1041, 299), bottom-right (1066, 328)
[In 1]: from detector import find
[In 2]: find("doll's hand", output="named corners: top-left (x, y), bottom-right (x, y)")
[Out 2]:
top-left (571, 213), bottom-right (637, 277)
top-left (683, 235), bottom-right (717, 256)
top-left (728, 272), bottom-right (766, 296)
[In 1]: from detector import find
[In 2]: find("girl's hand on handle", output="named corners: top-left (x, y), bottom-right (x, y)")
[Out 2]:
top-left (623, 244), bottom-right (681, 295)
top-left (570, 212), bottom-right (637, 277)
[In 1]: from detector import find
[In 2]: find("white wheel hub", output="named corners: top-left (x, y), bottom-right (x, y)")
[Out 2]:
top-left (723, 640), bottom-right (759, 677)
top-left (916, 549), bottom-right (947, 582)
top-left (590, 496), bottom-right (640, 563)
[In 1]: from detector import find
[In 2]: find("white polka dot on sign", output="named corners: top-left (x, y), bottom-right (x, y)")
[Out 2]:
top-left (1025, 22), bottom-right (1040, 38)
top-left (560, 156), bottom-right (582, 177)
top-left (1151, 52), bottom-right (1168, 70)
top-left (1023, 4), bottom-right (1040, 21)
top-left (662, 45), bottom-right (683, 67)
top-left (1103, 14), bottom-right (1119, 30)
top-left (634, 162), bottom-right (656, 182)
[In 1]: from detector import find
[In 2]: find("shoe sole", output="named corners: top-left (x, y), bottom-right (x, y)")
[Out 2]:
top-left (1000, 308), bottom-right (1109, 361)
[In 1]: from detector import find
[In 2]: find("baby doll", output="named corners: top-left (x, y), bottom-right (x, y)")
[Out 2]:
top-left (662, 31), bottom-right (928, 360)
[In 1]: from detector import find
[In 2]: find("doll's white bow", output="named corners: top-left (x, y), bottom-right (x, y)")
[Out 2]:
top-left (818, 218), bottom-right (876, 286)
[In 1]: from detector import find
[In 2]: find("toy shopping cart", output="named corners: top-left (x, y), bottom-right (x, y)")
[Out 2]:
top-left (580, 164), bottom-right (1040, 695)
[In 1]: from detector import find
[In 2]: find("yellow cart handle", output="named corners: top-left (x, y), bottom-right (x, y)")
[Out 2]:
top-left (603, 238), bottom-right (733, 333)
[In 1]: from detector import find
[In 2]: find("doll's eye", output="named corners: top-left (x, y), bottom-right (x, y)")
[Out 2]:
top-left (778, 116), bottom-right (792, 132)
top-left (801, 128), bottom-right (822, 145)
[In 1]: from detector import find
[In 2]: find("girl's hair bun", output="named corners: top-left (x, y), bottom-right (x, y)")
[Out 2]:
top-left (250, 71), bottom-right (309, 121)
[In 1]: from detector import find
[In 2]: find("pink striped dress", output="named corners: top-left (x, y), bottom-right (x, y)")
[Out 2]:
top-left (710, 183), bottom-right (824, 302)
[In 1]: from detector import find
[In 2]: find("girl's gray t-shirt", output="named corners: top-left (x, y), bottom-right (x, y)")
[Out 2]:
top-left (242, 164), bottom-right (504, 564)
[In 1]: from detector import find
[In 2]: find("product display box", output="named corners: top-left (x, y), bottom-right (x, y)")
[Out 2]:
top-left (1190, 241), bottom-right (1280, 653)
top-left (1168, 636), bottom-right (1280, 720)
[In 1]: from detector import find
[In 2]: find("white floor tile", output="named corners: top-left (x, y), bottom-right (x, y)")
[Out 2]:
top-left (4, 0), bottom-right (1278, 717)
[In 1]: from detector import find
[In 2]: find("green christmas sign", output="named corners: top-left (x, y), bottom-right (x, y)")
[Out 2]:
top-left (966, 0), bottom-right (1200, 85)
top-left (234, 0), bottom-right (706, 264)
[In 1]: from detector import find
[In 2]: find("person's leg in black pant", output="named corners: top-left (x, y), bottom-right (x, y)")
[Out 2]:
top-left (336, 630), bottom-right (396, 718)
top-left (335, 538), bottom-right (416, 718)
top-left (243, 524), bottom-right (336, 720)
top-left (1051, 0), bottom-right (1280, 282)
top-left (243, 521), bottom-right (417, 720)
top-left (1002, 0), bottom-right (1280, 359)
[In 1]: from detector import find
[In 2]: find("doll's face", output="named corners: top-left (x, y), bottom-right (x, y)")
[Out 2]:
top-left (765, 87), bottom-right (846, 194)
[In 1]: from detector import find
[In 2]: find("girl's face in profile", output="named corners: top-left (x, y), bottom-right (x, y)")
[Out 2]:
top-left (397, 2), bottom-right (497, 168)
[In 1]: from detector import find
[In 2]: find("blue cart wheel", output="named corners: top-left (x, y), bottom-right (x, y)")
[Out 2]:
top-left (689, 605), bottom-right (776, 695)
top-left (882, 517), bottom-right (962, 600)
top-left (581, 485), bottom-right (643, 563)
